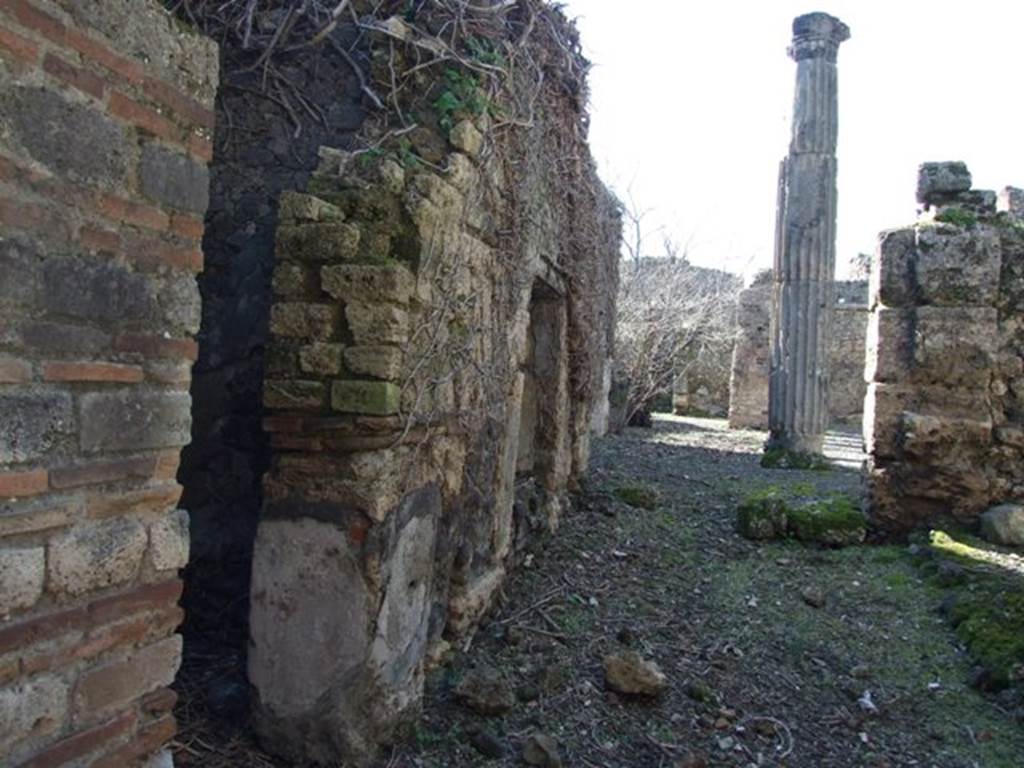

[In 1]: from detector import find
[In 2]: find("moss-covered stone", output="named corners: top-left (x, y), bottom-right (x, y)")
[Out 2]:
top-left (736, 488), bottom-right (789, 540)
top-left (737, 489), bottom-right (866, 547)
top-left (760, 447), bottom-right (830, 471)
top-left (788, 496), bottom-right (867, 546)
top-left (614, 484), bottom-right (658, 511)
top-left (331, 380), bottom-right (401, 415)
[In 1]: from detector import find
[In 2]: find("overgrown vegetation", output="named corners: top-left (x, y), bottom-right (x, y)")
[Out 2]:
top-left (761, 446), bottom-right (831, 471)
top-left (934, 206), bottom-right (979, 228)
top-left (916, 530), bottom-right (1024, 690)
top-left (737, 485), bottom-right (866, 546)
top-left (613, 483), bottom-right (659, 511)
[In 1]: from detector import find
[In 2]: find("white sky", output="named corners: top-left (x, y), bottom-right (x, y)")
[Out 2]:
top-left (562, 0), bottom-right (1024, 279)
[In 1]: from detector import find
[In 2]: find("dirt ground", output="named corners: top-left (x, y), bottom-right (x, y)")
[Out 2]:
top-left (173, 415), bottom-right (1024, 768)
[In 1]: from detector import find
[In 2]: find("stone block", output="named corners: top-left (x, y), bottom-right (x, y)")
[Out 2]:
top-left (344, 346), bottom-right (403, 380)
top-left (299, 343), bottom-right (345, 376)
top-left (345, 303), bottom-right (409, 345)
top-left (140, 144), bottom-right (210, 214)
top-left (0, 392), bottom-right (74, 463)
top-left (980, 504), bottom-right (1024, 547)
top-left (917, 161), bottom-right (972, 205)
top-left (271, 263), bottom-right (317, 298)
top-left (864, 307), bottom-right (913, 385)
top-left (321, 264), bottom-right (415, 304)
top-left (270, 303), bottom-right (339, 340)
top-left (0, 675), bottom-right (68, 754)
top-left (0, 238), bottom-right (42, 310)
top-left (912, 306), bottom-right (996, 386)
top-left (870, 227), bottom-right (916, 308)
top-left (450, 120), bottom-right (483, 157)
top-left (4, 86), bottom-right (130, 185)
top-left (279, 192), bottom-right (345, 223)
top-left (276, 222), bottom-right (361, 262)
top-left (41, 257), bottom-right (155, 324)
top-left (48, 519), bottom-right (148, 597)
top-left (249, 517), bottom-right (370, 731)
top-left (73, 636), bottom-right (182, 719)
top-left (331, 381), bottom-right (401, 415)
top-left (263, 380), bottom-right (326, 410)
top-left (149, 509), bottom-right (190, 571)
top-left (915, 225), bottom-right (1001, 306)
top-left (80, 391), bottom-right (192, 452)
top-left (0, 545), bottom-right (45, 616)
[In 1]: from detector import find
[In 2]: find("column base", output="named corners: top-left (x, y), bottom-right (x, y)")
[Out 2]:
top-left (762, 433), bottom-right (829, 470)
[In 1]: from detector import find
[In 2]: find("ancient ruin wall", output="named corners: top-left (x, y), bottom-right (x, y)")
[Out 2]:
top-left (728, 275), bottom-right (868, 429)
top-left (245, 7), bottom-right (620, 765)
top-left (0, 1), bottom-right (216, 765)
top-left (865, 164), bottom-right (1024, 533)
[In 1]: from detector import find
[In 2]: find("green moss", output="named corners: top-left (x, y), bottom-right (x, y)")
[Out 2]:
top-left (737, 489), bottom-right (865, 546)
top-left (788, 495), bottom-right (867, 546)
top-left (934, 207), bottom-right (978, 229)
top-left (614, 484), bottom-right (659, 511)
top-left (921, 530), bottom-right (1024, 689)
top-left (760, 447), bottom-right (831, 471)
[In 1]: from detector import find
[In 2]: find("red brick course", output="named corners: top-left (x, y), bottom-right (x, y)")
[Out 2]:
top-left (14, 710), bottom-right (137, 768)
top-left (0, 469), bottom-right (49, 497)
top-left (42, 361), bottom-right (145, 383)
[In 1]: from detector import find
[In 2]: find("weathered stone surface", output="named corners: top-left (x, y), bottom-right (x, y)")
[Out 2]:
top-left (979, 504), bottom-right (1024, 547)
top-left (140, 144), bottom-right (210, 213)
top-left (48, 519), bottom-right (148, 597)
top-left (263, 379), bottom-right (326, 410)
top-left (321, 264), bottom-right (415, 304)
top-left (603, 651), bottom-right (668, 696)
top-left (0, 392), bottom-right (74, 463)
top-left (279, 191), bottom-right (345, 223)
top-left (450, 120), bottom-right (483, 157)
top-left (74, 636), bottom-right (182, 718)
top-left (0, 675), bottom-right (67, 754)
top-left (41, 257), bottom-right (155, 324)
top-left (276, 222), bottom-right (361, 261)
top-left (915, 225), bottom-right (1001, 306)
top-left (299, 343), bottom-right (345, 376)
top-left (271, 263), bottom-right (317, 298)
top-left (3, 86), bottom-right (130, 185)
top-left (0, 546), bottom-right (45, 616)
top-left (80, 391), bottom-right (192, 452)
top-left (331, 381), bottom-right (401, 415)
top-left (523, 734), bottom-right (562, 767)
top-left (455, 666), bottom-right (516, 715)
top-left (917, 161), bottom-right (972, 205)
top-left (149, 509), bottom-right (190, 571)
top-left (249, 518), bottom-right (374, 760)
top-left (344, 346), bottom-right (403, 380)
top-left (269, 303), bottom-right (338, 340)
top-left (766, 13), bottom-right (849, 458)
top-left (346, 303), bottom-right (409, 345)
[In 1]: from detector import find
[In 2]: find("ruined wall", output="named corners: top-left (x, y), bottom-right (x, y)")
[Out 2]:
top-left (0, 1), bottom-right (216, 765)
top-left (865, 163), bottom-right (1024, 533)
top-left (245, 7), bottom-right (620, 764)
top-left (728, 275), bottom-right (868, 429)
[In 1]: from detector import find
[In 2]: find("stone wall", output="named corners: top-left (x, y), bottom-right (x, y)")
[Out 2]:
top-left (245, 7), bottom-right (620, 765)
top-left (865, 163), bottom-right (1024, 533)
top-left (728, 274), bottom-right (868, 429)
top-left (0, 1), bottom-right (216, 765)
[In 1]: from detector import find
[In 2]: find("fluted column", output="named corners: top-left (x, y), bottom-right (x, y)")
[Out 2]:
top-left (767, 13), bottom-right (849, 459)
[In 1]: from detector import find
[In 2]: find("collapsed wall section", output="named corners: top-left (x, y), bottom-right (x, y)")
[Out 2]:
top-left (246, 6), bottom-right (620, 764)
top-left (0, 1), bottom-right (216, 765)
top-left (864, 163), bottom-right (1024, 532)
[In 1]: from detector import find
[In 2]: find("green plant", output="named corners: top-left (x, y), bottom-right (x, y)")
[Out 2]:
top-left (614, 483), bottom-right (659, 511)
top-left (934, 206), bottom-right (978, 229)
top-left (433, 68), bottom-right (489, 134)
top-left (466, 36), bottom-right (506, 68)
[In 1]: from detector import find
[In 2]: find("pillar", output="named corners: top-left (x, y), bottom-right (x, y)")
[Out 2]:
top-left (766, 12), bottom-right (850, 461)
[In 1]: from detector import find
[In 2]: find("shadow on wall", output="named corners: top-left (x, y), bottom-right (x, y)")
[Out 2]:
top-left (174, 12), bottom-right (368, 654)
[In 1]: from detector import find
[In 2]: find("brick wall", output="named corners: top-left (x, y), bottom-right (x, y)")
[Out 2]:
top-left (0, 1), bottom-right (216, 765)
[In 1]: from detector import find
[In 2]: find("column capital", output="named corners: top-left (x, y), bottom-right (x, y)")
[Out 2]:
top-left (788, 13), bottom-right (850, 62)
